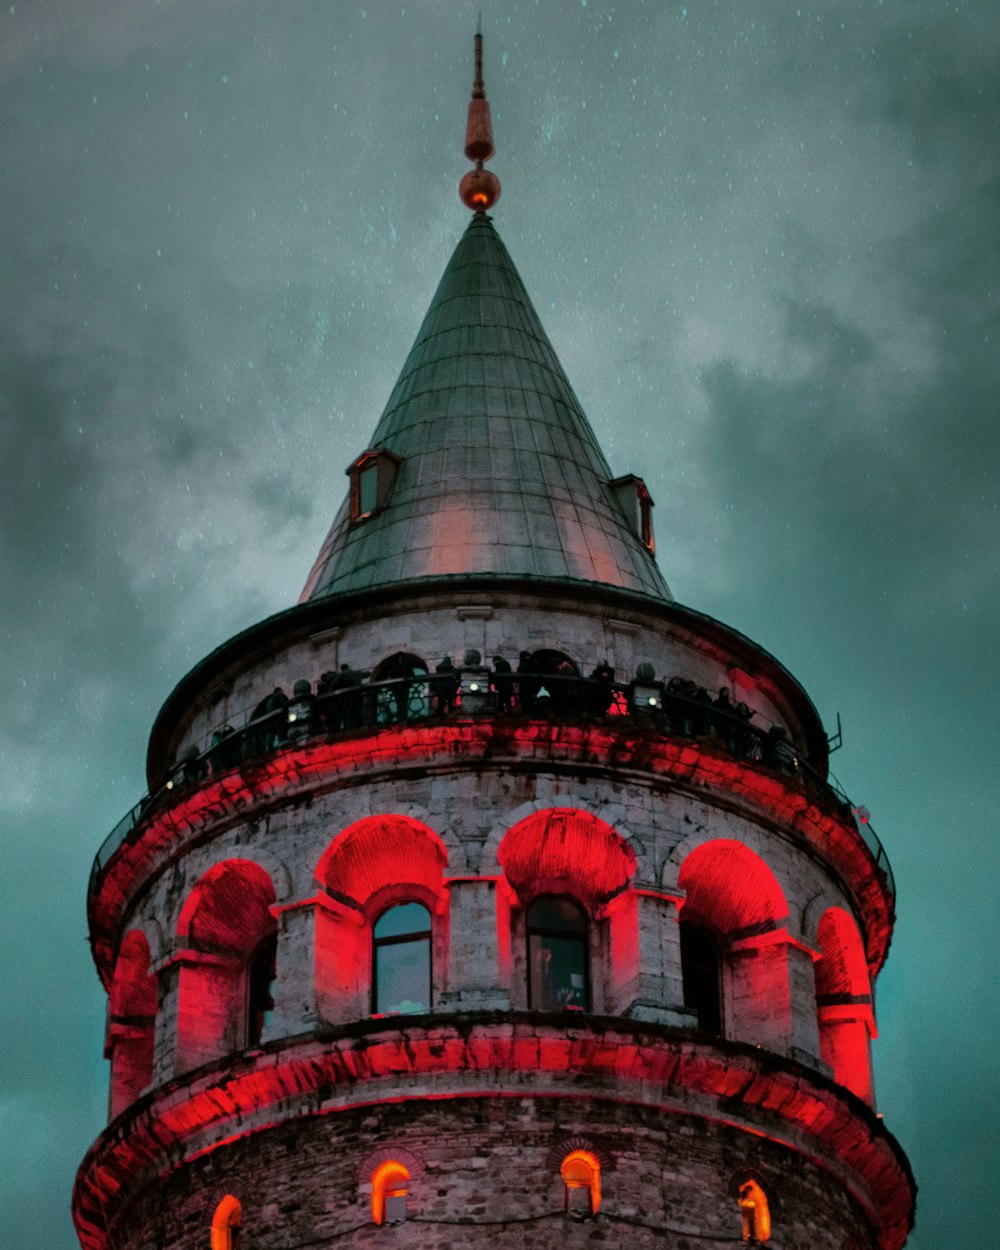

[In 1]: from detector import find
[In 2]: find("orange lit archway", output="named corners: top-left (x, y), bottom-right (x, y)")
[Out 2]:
top-left (371, 1159), bottom-right (410, 1225)
top-left (210, 1194), bottom-right (241, 1250)
top-left (561, 1149), bottom-right (601, 1214)
top-left (738, 1178), bottom-right (771, 1241)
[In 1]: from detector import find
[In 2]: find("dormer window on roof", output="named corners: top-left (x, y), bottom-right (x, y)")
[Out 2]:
top-left (348, 448), bottom-right (401, 523)
top-left (610, 475), bottom-right (655, 555)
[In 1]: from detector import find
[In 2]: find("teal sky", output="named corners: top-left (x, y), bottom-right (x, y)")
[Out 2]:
top-left (2, 3), bottom-right (998, 1247)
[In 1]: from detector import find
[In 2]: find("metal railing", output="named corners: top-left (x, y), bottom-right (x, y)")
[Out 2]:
top-left (89, 673), bottom-right (894, 899)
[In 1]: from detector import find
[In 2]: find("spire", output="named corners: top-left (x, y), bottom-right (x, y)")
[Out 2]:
top-left (300, 215), bottom-right (671, 604)
top-left (459, 28), bottom-right (501, 213)
top-left (300, 33), bottom-right (669, 605)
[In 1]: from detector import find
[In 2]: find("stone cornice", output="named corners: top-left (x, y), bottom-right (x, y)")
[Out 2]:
top-left (73, 1015), bottom-right (915, 1250)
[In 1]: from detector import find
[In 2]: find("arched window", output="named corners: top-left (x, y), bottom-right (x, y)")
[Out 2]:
top-left (372, 903), bottom-right (432, 1015)
top-left (738, 1179), bottom-right (771, 1242)
top-left (175, 860), bottom-right (277, 1070)
top-left (527, 897), bottom-right (589, 1012)
top-left (677, 840), bottom-right (790, 1050)
top-left (210, 1195), bottom-right (241, 1250)
top-left (246, 932), bottom-right (277, 1047)
top-left (561, 1149), bottom-right (601, 1215)
top-left (371, 1160), bottom-right (409, 1225)
top-left (680, 919), bottom-right (723, 1036)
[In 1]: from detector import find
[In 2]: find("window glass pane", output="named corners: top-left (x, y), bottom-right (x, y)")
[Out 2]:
top-left (359, 464), bottom-right (379, 514)
top-left (374, 902), bottom-right (431, 940)
top-left (680, 922), bottom-right (722, 1035)
top-left (375, 936), bottom-right (430, 1014)
top-left (527, 897), bottom-right (586, 933)
top-left (529, 932), bottom-right (587, 1011)
top-left (247, 935), bottom-right (276, 1046)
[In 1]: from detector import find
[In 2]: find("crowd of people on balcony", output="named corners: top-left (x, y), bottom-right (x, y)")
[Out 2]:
top-left (168, 648), bottom-right (803, 790)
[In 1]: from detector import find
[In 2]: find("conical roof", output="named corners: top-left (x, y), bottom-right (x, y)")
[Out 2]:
top-left (301, 214), bottom-right (671, 603)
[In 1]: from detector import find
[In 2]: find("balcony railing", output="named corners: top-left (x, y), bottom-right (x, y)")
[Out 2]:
top-left (89, 672), bottom-right (894, 900)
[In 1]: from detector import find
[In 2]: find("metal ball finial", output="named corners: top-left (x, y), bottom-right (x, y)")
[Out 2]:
top-left (460, 30), bottom-right (500, 212)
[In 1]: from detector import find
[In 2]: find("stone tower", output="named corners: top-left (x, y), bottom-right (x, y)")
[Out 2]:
top-left (75, 36), bottom-right (915, 1250)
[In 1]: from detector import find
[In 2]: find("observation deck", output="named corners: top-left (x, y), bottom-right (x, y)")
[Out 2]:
top-left (89, 668), bottom-right (895, 985)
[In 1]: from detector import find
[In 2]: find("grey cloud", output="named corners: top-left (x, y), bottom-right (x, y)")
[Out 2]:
top-left (3, 4), bottom-right (998, 1248)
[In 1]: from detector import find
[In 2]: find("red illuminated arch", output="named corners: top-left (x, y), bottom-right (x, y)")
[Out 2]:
top-left (678, 841), bottom-right (792, 1050)
top-left (498, 808), bottom-right (636, 905)
top-left (677, 839), bottom-right (788, 934)
top-left (816, 907), bottom-right (875, 1102)
top-left (107, 930), bottom-right (157, 1117)
top-left (313, 817), bottom-right (448, 1024)
top-left (178, 859), bottom-right (277, 954)
top-left (315, 815), bottom-right (447, 907)
top-left (497, 809), bottom-right (638, 1013)
top-left (816, 907), bottom-right (871, 999)
top-left (174, 860), bottom-right (277, 1068)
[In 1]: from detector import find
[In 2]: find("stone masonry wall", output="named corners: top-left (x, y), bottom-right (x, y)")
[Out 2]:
top-left (116, 1095), bottom-right (874, 1250)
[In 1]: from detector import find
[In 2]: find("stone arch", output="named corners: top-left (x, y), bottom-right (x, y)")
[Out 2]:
top-left (370, 650), bottom-right (429, 681)
top-left (358, 1146), bottom-right (424, 1227)
top-left (315, 815), bottom-right (448, 910)
top-left (356, 1145), bottom-right (426, 1184)
top-left (661, 824), bottom-right (791, 902)
top-left (107, 930), bottom-right (157, 1118)
top-left (547, 1140), bottom-right (610, 1215)
top-left (114, 911), bottom-right (166, 969)
top-left (314, 816), bottom-right (449, 1023)
top-left (677, 839), bottom-right (788, 936)
top-left (815, 906), bottom-right (875, 1103)
top-left (816, 908), bottom-right (871, 999)
top-left (210, 1194), bottom-right (242, 1250)
top-left (178, 858), bottom-right (276, 953)
top-left (497, 807), bottom-right (639, 1014)
top-left (173, 859), bottom-right (278, 1070)
top-left (560, 1149), bottom-right (601, 1216)
top-left (166, 846), bottom-right (292, 938)
top-left (801, 886), bottom-right (855, 953)
top-left (498, 807), bottom-right (637, 907)
top-left (481, 799), bottom-right (643, 881)
top-left (729, 1169), bottom-right (775, 1242)
top-left (676, 840), bottom-right (798, 1052)
top-left (545, 1134), bottom-right (616, 1175)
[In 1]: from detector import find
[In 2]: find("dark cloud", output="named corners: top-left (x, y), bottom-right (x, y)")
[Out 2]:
top-left (3, 3), bottom-right (997, 1247)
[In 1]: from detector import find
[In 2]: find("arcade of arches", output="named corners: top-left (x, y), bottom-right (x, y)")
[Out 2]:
top-left (107, 811), bottom-right (875, 1115)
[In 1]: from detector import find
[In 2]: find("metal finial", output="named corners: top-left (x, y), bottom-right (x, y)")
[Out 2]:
top-left (472, 28), bottom-right (485, 99)
top-left (460, 29), bottom-right (501, 213)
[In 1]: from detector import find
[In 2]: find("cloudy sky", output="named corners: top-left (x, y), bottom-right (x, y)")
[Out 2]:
top-left (2, 1), bottom-right (997, 1246)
